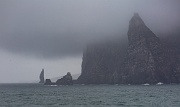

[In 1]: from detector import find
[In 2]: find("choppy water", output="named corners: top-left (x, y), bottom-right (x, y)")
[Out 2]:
top-left (0, 84), bottom-right (180, 107)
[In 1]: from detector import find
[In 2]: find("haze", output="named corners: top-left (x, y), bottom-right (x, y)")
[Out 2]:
top-left (0, 0), bottom-right (180, 83)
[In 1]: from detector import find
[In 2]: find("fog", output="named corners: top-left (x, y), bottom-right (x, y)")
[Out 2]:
top-left (0, 0), bottom-right (180, 83)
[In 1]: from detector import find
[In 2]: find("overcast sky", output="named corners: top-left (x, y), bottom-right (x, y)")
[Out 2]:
top-left (0, 0), bottom-right (180, 83)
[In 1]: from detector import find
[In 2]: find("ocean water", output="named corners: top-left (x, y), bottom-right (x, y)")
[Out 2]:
top-left (0, 84), bottom-right (180, 107)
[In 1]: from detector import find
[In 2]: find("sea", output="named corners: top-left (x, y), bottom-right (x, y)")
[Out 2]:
top-left (0, 83), bottom-right (180, 107)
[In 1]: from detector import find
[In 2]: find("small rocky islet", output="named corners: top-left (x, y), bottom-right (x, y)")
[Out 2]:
top-left (42, 13), bottom-right (180, 85)
top-left (42, 72), bottom-right (73, 85)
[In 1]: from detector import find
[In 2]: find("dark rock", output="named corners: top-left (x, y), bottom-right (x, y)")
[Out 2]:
top-left (77, 13), bottom-right (180, 84)
top-left (56, 72), bottom-right (73, 85)
top-left (39, 69), bottom-right (44, 83)
top-left (119, 13), bottom-right (164, 84)
top-left (77, 39), bottom-right (127, 84)
top-left (44, 79), bottom-right (55, 85)
top-left (118, 13), bottom-right (180, 84)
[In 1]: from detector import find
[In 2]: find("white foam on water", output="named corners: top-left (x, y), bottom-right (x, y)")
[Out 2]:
top-left (142, 83), bottom-right (150, 86)
top-left (156, 82), bottom-right (164, 85)
top-left (45, 85), bottom-right (57, 87)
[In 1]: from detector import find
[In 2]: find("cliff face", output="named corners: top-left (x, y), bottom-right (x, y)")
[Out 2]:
top-left (77, 41), bottom-right (127, 84)
top-left (119, 13), bottom-right (180, 84)
top-left (77, 13), bottom-right (180, 84)
top-left (39, 69), bottom-right (44, 83)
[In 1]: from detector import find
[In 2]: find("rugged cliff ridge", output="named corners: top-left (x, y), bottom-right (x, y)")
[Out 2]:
top-left (118, 13), bottom-right (180, 84)
top-left (39, 69), bottom-right (44, 83)
top-left (77, 13), bottom-right (180, 84)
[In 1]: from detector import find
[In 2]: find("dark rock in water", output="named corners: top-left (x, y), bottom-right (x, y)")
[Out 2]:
top-left (56, 72), bottom-right (73, 85)
top-left (39, 69), bottom-right (44, 83)
top-left (77, 13), bottom-right (180, 84)
top-left (44, 79), bottom-right (55, 85)
top-left (44, 72), bottom-right (73, 85)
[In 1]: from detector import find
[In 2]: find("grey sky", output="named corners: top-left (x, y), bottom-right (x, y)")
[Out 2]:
top-left (0, 0), bottom-right (180, 83)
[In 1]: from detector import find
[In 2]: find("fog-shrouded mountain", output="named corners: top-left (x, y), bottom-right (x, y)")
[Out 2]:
top-left (77, 13), bottom-right (180, 84)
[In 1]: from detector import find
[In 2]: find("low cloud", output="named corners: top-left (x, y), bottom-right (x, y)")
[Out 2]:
top-left (0, 0), bottom-right (180, 58)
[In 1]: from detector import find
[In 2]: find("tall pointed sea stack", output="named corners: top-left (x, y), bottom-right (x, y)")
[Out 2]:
top-left (118, 13), bottom-right (180, 84)
top-left (39, 69), bottom-right (44, 83)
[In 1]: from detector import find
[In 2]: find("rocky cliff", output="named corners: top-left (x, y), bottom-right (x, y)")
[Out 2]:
top-left (77, 40), bottom-right (127, 84)
top-left (39, 69), bottom-right (44, 83)
top-left (117, 13), bottom-right (180, 84)
top-left (56, 72), bottom-right (73, 85)
top-left (77, 13), bottom-right (180, 84)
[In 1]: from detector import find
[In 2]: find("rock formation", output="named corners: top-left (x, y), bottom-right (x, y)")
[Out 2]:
top-left (44, 79), bottom-right (55, 85)
top-left (77, 41), bottom-right (127, 84)
top-left (117, 13), bottom-right (180, 84)
top-left (39, 69), bottom-right (44, 83)
top-left (44, 72), bottom-right (73, 85)
top-left (56, 72), bottom-right (73, 85)
top-left (77, 13), bottom-right (180, 84)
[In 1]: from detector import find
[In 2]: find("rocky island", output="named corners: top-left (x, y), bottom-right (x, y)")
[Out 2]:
top-left (44, 72), bottom-right (73, 85)
top-left (77, 13), bottom-right (180, 85)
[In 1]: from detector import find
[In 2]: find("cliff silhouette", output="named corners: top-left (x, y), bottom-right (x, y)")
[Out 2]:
top-left (77, 13), bottom-right (180, 84)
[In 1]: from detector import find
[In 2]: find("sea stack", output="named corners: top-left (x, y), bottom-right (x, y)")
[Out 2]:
top-left (118, 13), bottom-right (180, 84)
top-left (119, 13), bottom-right (164, 84)
top-left (39, 69), bottom-right (44, 83)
